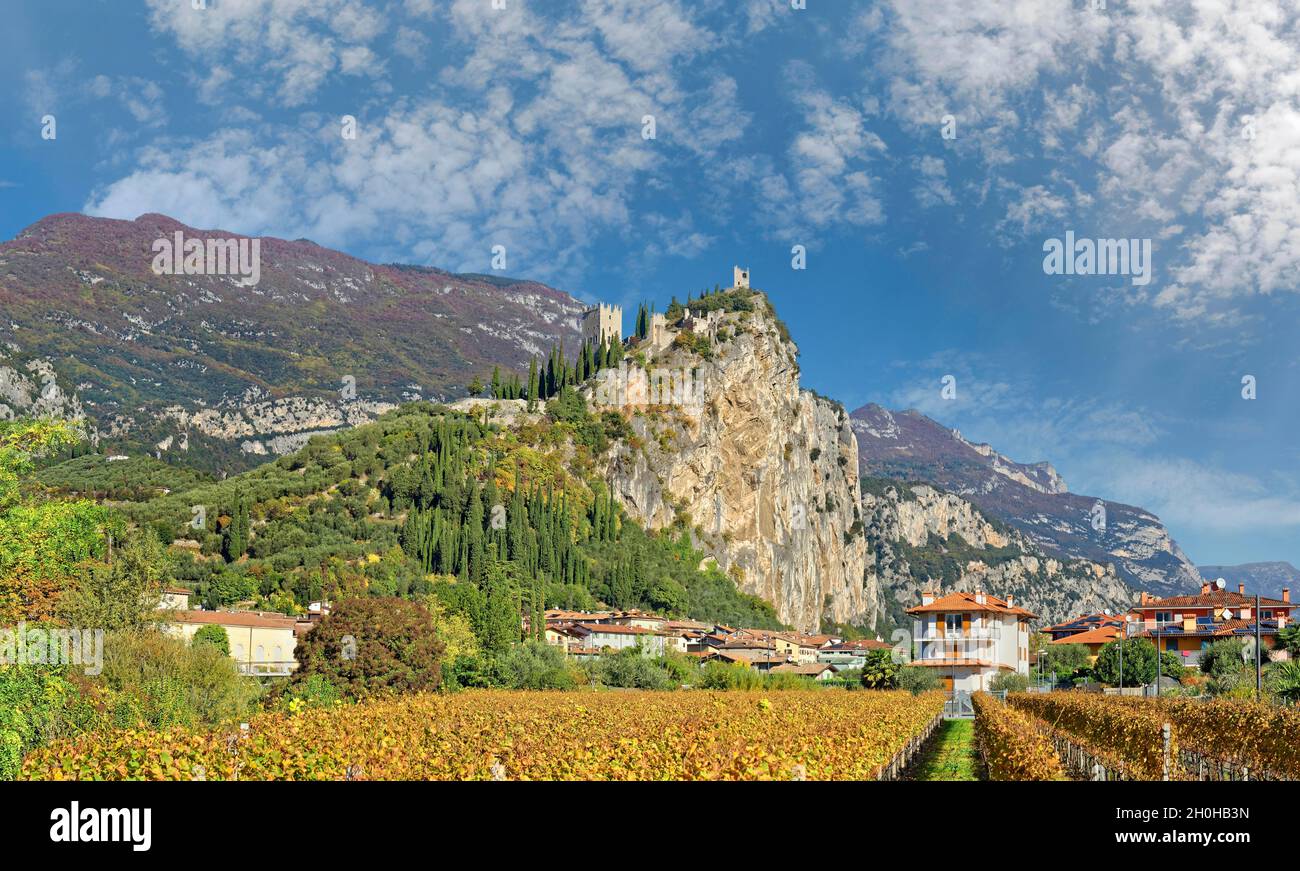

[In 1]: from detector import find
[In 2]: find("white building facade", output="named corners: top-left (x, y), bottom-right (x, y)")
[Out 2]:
top-left (908, 590), bottom-right (1035, 694)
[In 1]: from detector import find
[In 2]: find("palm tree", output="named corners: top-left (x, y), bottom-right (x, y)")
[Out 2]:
top-left (1266, 660), bottom-right (1300, 705)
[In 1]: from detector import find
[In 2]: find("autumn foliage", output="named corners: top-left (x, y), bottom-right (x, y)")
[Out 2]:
top-left (1008, 693), bottom-right (1175, 780)
top-left (22, 690), bottom-right (944, 781)
top-left (971, 692), bottom-right (1063, 781)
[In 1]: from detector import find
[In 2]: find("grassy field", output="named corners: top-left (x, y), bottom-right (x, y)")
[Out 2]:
top-left (908, 719), bottom-right (983, 781)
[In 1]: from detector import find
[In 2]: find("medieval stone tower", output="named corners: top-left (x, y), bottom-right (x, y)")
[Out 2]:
top-left (581, 303), bottom-right (622, 346)
top-left (733, 266), bottom-right (750, 289)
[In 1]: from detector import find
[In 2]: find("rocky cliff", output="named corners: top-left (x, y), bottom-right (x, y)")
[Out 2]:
top-left (585, 291), bottom-right (875, 633)
top-left (861, 477), bottom-right (1135, 628)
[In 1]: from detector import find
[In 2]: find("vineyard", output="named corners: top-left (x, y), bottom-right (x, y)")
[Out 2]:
top-left (999, 693), bottom-right (1300, 781)
top-left (971, 693), bottom-right (1064, 781)
top-left (21, 690), bottom-right (945, 781)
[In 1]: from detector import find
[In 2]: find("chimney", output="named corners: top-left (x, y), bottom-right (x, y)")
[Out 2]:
top-left (1239, 583), bottom-right (1246, 596)
top-left (1006, 594), bottom-right (1015, 608)
top-left (1140, 591), bottom-right (1150, 606)
top-left (1201, 581), bottom-right (1211, 595)
top-left (1285, 588), bottom-right (1291, 604)
top-left (920, 590), bottom-right (936, 606)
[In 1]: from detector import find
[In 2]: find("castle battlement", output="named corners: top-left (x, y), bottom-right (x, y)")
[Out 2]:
top-left (581, 303), bottom-right (622, 346)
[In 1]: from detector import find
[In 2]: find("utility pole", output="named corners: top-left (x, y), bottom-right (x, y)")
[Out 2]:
top-left (1256, 593), bottom-right (1263, 700)
top-left (1159, 624), bottom-right (1170, 702)
top-left (1118, 617), bottom-right (1125, 691)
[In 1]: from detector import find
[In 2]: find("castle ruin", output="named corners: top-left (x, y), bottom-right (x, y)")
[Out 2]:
top-left (581, 303), bottom-right (622, 347)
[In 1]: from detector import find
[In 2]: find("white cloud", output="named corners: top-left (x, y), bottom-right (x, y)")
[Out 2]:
top-left (755, 66), bottom-right (887, 240)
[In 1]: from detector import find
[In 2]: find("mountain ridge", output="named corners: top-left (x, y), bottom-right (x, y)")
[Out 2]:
top-left (851, 402), bottom-right (1202, 597)
top-left (0, 212), bottom-right (585, 473)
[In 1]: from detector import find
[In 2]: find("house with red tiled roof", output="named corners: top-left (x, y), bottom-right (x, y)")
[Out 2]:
top-left (1041, 612), bottom-right (1126, 643)
top-left (567, 622), bottom-right (670, 657)
top-left (907, 589), bottom-right (1036, 694)
top-left (166, 609), bottom-right (303, 676)
top-left (1134, 580), bottom-right (1293, 666)
top-left (816, 638), bottom-right (892, 670)
top-left (1048, 623), bottom-right (1124, 663)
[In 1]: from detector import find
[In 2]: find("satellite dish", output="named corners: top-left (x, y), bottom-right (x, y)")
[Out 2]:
top-left (1223, 609), bottom-right (1234, 621)
top-left (1216, 578), bottom-right (1227, 590)
top-left (1103, 609), bottom-right (1111, 615)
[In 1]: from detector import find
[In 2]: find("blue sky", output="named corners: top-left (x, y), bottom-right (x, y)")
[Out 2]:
top-left (4, 0), bottom-right (1300, 570)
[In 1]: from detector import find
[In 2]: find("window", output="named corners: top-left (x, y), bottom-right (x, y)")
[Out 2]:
top-left (1165, 638), bottom-right (1178, 651)
top-left (945, 614), bottom-right (963, 635)
top-left (1156, 611), bottom-right (1173, 623)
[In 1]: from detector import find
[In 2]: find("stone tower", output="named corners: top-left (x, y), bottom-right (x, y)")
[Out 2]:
top-left (733, 266), bottom-right (750, 289)
top-left (581, 303), bottom-right (622, 346)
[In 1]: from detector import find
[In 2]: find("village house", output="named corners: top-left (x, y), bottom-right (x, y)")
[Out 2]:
top-left (1047, 622), bottom-right (1124, 664)
top-left (773, 634), bottom-right (821, 663)
top-left (1041, 612), bottom-right (1126, 643)
top-left (155, 588), bottom-right (192, 611)
top-left (816, 638), bottom-right (892, 670)
top-left (566, 622), bottom-right (669, 657)
top-left (907, 589), bottom-right (1035, 694)
top-left (165, 610), bottom-right (303, 677)
top-left (771, 662), bottom-right (840, 681)
top-left (1134, 580), bottom-right (1292, 666)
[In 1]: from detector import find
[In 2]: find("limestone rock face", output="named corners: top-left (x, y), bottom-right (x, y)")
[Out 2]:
top-left (588, 294), bottom-right (875, 633)
top-left (862, 481), bottom-right (1135, 627)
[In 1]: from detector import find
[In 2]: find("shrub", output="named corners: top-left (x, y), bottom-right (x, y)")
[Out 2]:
top-left (98, 629), bottom-right (260, 730)
top-left (293, 597), bottom-right (446, 699)
top-left (497, 641), bottom-right (580, 690)
top-left (592, 647), bottom-right (676, 690)
top-left (1199, 639), bottom-right (1248, 680)
top-left (283, 674), bottom-right (343, 712)
top-left (989, 672), bottom-right (1030, 693)
top-left (0, 665), bottom-right (103, 780)
top-left (896, 666), bottom-right (939, 695)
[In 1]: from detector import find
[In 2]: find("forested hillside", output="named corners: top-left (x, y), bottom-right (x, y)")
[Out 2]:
top-left (57, 399), bottom-right (782, 631)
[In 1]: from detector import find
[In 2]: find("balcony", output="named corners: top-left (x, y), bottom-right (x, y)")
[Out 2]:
top-left (237, 661), bottom-right (297, 677)
top-left (916, 626), bottom-right (1002, 641)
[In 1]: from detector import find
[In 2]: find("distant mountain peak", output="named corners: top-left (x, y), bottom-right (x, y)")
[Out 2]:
top-left (851, 402), bottom-right (1200, 595)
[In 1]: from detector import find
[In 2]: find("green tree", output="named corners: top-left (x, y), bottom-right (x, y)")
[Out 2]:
top-left (222, 493), bottom-right (249, 562)
top-left (897, 665), bottom-right (939, 695)
top-left (0, 419), bottom-right (110, 624)
top-left (60, 527), bottom-right (171, 632)
top-left (192, 624), bottom-right (230, 656)
top-left (1038, 642), bottom-right (1091, 682)
top-left (1093, 637), bottom-right (1157, 687)
top-left (293, 597), bottom-right (447, 699)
